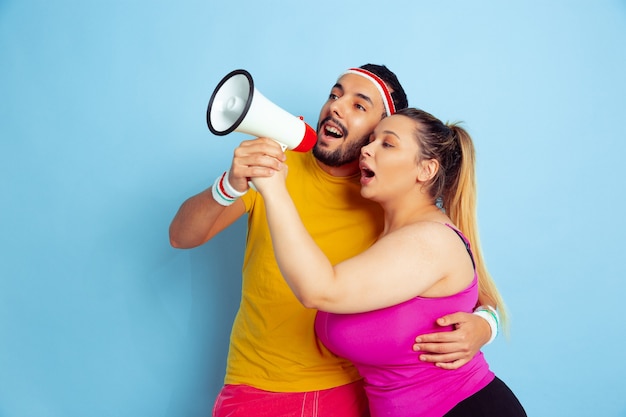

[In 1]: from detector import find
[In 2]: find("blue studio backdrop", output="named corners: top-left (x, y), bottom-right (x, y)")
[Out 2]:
top-left (1, 1), bottom-right (625, 416)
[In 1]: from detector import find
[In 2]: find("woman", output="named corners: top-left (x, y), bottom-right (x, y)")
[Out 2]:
top-left (251, 108), bottom-right (526, 416)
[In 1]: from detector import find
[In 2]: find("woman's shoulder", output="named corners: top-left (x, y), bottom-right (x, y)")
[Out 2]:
top-left (401, 219), bottom-right (456, 237)
top-left (392, 220), bottom-right (466, 257)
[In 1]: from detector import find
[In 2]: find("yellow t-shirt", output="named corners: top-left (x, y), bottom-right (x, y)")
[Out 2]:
top-left (225, 150), bottom-right (384, 392)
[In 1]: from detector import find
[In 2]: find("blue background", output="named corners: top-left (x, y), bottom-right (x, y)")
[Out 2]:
top-left (1, 1), bottom-right (625, 416)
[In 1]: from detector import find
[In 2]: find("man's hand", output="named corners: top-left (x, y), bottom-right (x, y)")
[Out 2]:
top-left (413, 311), bottom-right (491, 370)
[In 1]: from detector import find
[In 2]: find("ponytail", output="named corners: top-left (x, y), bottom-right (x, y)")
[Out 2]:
top-left (394, 108), bottom-right (509, 330)
top-left (445, 124), bottom-right (508, 330)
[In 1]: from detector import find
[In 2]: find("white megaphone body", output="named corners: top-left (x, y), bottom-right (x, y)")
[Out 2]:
top-left (206, 69), bottom-right (317, 152)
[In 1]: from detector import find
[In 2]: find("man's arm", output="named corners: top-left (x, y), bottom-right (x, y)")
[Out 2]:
top-left (169, 191), bottom-right (246, 248)
top-left (412, 311), bottom-right (493, 370)
top-left (169, 137), bottom-right (286, 248)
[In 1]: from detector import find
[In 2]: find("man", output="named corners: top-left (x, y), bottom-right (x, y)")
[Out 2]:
top-left (170, 64), bottom-right (496, 417)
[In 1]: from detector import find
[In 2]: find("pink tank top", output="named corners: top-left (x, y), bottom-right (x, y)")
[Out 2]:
top-left (314, 225), bottom-right (494, 417)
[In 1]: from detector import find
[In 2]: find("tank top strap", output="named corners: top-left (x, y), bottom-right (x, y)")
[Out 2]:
top-left (443, 223), bottom-right (476, 270)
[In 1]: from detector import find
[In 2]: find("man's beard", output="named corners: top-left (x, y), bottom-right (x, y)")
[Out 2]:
top-left (312, 134), bottom-right (370, 168)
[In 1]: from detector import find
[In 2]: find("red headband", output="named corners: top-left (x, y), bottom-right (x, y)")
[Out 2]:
top-left (342, 68), bottom-right (396, 116)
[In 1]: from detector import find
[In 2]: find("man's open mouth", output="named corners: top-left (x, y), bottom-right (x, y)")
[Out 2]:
top-left (324, 125), bottom-right (343, 138)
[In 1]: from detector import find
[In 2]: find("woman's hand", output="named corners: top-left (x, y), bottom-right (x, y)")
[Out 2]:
top-left (230, 137), bottom-right (287, 193)
top-left (249, 153), bottom-right (288, 195)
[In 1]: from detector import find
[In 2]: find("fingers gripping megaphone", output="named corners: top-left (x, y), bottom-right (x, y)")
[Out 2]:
top-left (206, 69), bottom-right (317, 152)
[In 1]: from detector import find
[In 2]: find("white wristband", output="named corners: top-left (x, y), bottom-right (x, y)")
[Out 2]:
top-left (211, 171), bottom-right (247, 206)
top-left (473, 305), bottom-right (499, 345)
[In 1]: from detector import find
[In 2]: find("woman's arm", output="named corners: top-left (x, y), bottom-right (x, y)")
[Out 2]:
top-left (253, 169), bottom-right (458, 314)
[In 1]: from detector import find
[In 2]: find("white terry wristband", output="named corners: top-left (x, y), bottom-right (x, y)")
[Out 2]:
top-left (211, 171), bottom-right (247, 206)
top-left (473, 305), bottom-right (499, 345)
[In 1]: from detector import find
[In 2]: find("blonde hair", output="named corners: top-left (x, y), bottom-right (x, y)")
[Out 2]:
top-left (397, 108), bottom-right (508, 328)
top-left (446, 125), bottom-right (508, 329)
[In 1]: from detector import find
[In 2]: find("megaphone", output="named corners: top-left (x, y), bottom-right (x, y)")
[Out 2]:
top-left (206, 69), bottom-right (317, 152)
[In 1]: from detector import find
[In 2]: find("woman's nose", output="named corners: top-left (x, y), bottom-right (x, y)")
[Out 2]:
top-left (361, 142), bottom-right (373, 156)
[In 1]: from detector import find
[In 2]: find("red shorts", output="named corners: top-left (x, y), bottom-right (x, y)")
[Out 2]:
top-left (212, 380), bottom-right (369, 417)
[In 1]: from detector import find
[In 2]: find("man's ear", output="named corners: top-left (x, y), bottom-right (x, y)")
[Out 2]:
top-left (417, 159), bottom-right (439, 183)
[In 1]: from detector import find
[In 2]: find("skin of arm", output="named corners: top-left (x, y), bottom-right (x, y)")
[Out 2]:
top-left (169, 138), bottom-right (286, 248)
top-left (224, 140), bottom-right (492, 369)
top-left (252, 160), bottom-right (493, 369)
top-left (169, 192), bottom-right (246, 248)
top-left (252, 169), bottom-right (472, 315)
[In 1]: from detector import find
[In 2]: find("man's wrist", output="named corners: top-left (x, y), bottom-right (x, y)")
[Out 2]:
top-left (473, 305), bottom-right (499, 345)
top-left (212, 171), bottom-right (247, 206)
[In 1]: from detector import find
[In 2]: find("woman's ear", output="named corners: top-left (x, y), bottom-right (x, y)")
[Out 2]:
top-left (417, 159), bottom-right (439, 183)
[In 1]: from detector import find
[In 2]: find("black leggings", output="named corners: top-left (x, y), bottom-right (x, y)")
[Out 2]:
top-left (443, 376), bottom-right (527, 417)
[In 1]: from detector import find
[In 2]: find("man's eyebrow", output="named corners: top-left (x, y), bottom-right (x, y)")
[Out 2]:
top-left (356, 93), bottom-right (374, 106)
top-left (332, 83), bottom-right (374, 106)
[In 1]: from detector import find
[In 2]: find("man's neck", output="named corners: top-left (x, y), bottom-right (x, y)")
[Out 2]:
top-left (315, 158), bottom-right (360, 178)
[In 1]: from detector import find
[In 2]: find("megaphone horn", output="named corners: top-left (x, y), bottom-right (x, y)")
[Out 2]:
top-left (206, 69), bottom-right (317, 152)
